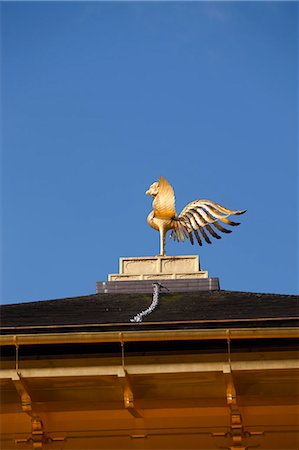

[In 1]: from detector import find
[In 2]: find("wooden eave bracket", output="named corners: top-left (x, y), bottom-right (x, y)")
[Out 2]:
top-left (224, 371), bottom-right (244, 444)
top-left (213, 369), bottom-right (263, 449)
top-left (118, 368), bottom-right (142, 418)
top-left (12, 372), bottom-right (65, 449)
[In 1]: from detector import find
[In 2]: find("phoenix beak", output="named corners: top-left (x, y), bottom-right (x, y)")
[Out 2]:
top-left (146, 189), bottom-right (150, 195)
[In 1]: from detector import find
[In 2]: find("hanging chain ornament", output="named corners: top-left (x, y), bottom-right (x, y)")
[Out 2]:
top-left (130, 283), bottom-right (169, 323)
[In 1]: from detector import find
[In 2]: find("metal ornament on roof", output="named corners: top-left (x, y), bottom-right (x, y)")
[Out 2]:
top-left (130, 283), bottom-right (168, 323)
top-left (146, 176), bottom-right (246, 256)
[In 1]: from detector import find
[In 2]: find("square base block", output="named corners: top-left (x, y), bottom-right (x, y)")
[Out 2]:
top-left (108, 255), bottom-right (208, 281)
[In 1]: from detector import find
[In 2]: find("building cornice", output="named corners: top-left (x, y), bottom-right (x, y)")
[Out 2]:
top-left (1, 326), bottom-right (298, 346)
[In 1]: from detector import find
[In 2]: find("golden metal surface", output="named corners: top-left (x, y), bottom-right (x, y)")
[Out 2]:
top-left (224, 371), bottom-right (244, 443)
top-left (1, 341), bottom-right (298, 449)
top-left (0, 327), bottom-right (298, 346)
top-left (146, 176), bottom-right (246, 256)
top-left (211, 334), bottom-right (265, 448)
top-left (13, 373), bottom-right (66, 449)
top-left (118, 369), bottom-right (142, 418)
top-left (118, 342), bottom-right (142, 417)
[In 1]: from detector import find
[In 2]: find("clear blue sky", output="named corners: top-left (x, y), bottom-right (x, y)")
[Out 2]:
top-left (1, 1), bottom-right (298, 304)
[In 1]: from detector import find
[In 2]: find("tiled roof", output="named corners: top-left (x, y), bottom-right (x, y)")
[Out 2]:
top-left (0, 290), bottom-right (298, 334)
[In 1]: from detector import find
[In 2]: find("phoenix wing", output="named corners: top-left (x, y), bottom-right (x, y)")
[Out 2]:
top-left (153, 176), bottom-right (176, 219)
top-left (170, 199), bottom-right (246, 245)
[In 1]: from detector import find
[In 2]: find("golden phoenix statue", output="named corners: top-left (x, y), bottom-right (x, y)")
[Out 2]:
top-left (146, 176), bottom-right (246, 256)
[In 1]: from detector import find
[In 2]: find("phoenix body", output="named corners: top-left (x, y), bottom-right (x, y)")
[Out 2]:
top-left (146, 176), bottom-right (246, 256)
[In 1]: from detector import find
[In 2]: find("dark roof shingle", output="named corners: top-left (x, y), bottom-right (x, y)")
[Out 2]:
top-left (0, 290), bottom-right (298, 334)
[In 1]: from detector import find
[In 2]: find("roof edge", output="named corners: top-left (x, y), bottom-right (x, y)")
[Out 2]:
top-left (1, 327), bottom-right (299, 346)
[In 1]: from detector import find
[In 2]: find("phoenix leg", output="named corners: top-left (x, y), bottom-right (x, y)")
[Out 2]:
top-left (159, 227), bottom-right (166, 256)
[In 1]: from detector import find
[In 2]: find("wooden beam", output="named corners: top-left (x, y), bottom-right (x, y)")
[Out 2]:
top-left (12, 373), bottom-right (65, 449)
top-left (0, 327), bottom-right (298, 346)
top-left (118, 368), bottom-right (142, 418)
top-left (1, 359), bottom-right (298, 380)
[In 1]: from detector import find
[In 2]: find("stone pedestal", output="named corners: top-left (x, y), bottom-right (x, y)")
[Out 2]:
top-left (108, 255), bottom-right (208, 281)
